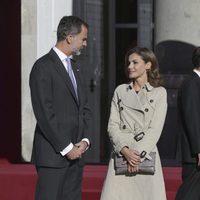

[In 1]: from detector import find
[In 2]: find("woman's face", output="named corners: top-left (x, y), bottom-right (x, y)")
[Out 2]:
top-left (127, 53), bottom-right (151, 80)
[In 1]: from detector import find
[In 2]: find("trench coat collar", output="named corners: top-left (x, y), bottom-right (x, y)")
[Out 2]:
top-left (126, 82), bottom-right (154, 92)
top-left (144, 82), bottom-right (154, 91)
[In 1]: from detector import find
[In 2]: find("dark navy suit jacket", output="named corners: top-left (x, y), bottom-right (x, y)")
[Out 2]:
top-left (177, 71), bottom-right (200, 163)
top-left (29, 49), bottom-right (92, 168)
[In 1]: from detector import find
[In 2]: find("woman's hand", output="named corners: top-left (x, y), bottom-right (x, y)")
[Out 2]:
top-left (120, 147), bottom-right (141, 167)
top-left (127, 164), bottom-right (139, 173)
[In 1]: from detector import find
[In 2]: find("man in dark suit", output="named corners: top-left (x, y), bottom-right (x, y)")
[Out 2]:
top-left (177, 47), bottom-right (200, 181)
top-left (29, 16), bottom-right (92, 200)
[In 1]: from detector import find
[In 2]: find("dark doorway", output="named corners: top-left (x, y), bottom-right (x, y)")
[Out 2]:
top-left (0, 0), bottom-right (21, 162)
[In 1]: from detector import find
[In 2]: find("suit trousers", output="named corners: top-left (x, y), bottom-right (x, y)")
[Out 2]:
top-left (182, 163), bottom-right (196, 182)
top-left (35, 160), bottom-right (83, 200)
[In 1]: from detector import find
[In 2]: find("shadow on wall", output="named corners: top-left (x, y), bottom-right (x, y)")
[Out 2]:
top-left (154, 41), bottom-right (196, 165)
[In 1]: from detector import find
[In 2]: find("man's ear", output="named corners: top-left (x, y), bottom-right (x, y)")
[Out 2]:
top-left (66, 35), bottom-right (73, 44)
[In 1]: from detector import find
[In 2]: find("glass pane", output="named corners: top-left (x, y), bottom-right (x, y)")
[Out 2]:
top-left (115, 28), bottom-right (137, 85)
top-left (116, 0), bottom-right (137, 23)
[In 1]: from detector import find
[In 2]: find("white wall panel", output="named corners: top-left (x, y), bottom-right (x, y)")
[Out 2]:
top-left (37, 0), bottom-right (72, 58)
top-left (22, 0), bottom-right (72, 161)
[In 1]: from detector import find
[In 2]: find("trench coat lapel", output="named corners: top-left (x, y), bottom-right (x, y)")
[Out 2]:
top-left (138, 83), bottom-right (154, 106)
top-left (122, 84), bottom-right (143, 111)
top-left (122, 83), bottom-right (153, 112)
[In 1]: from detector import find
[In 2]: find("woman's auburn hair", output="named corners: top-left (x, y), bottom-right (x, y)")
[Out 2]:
top-left (125, 47), bottom-right (163, 87)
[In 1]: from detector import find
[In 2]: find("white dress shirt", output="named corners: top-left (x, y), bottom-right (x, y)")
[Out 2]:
top-left (194, 68), bottom-right (200, 77)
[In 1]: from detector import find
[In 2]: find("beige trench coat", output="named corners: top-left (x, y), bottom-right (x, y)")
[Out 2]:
top-left (101, 82), bottom-right (167, 200)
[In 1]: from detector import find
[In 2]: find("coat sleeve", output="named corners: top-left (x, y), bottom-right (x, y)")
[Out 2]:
top-left (179, 80), bottom-right (200, 155)
top-left (29, 61), bottom-right (71, 152)
top-left (107, 89), bottom-right (130, 154)
top-left (135, 88), bottom-right (168, 156)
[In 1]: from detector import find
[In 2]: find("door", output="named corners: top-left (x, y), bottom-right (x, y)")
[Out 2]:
top-left (73, 0), bottom-right (104, 163)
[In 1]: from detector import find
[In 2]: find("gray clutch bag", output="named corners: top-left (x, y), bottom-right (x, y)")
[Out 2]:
top-left (114, 152), bottom-right (156, 175)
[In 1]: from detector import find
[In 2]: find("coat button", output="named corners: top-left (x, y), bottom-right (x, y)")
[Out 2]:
top-left (122, 125), bottom-right (126, 129)
top-left (120, 107), bottom-right (124, 111)
top-left (140, 151), bottom-right (147, 158)
top-left (145, 108), bottom-right (149, 112)
top-left (150, 99), bottom-right (154, 103)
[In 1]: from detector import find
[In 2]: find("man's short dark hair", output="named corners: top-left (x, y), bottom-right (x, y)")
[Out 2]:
top-left (192, 47), bottom-right (200, 69)
top-left (57, 16), bottom-right (88, 42)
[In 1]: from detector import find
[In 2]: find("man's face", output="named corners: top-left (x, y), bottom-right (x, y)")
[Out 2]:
top-left (70, 25), bottom-right (88, 56)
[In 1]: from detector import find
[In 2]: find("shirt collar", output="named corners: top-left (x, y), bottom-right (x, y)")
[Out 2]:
top-left (53, 46), bottom-right (69, 61)
top-left (193, 69), bottom-right (200, 78)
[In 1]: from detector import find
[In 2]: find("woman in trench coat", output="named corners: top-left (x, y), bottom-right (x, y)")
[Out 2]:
top-left (100, 47), bottom-right (167, 200)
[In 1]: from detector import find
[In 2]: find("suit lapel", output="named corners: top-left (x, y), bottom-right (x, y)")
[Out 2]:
top-left (48, 49), bottom-right (79, 105)
top-left (192, 71), bottom-right (200, 86)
